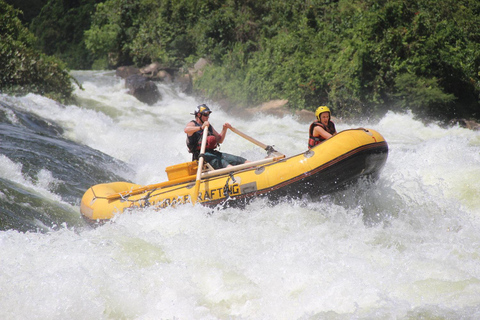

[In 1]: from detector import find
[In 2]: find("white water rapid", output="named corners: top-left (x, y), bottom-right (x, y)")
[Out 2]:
top-left (1, 70), bottom-right (479, 319)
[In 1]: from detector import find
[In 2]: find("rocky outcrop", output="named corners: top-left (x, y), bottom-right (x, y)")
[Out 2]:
top-left (219, 98), bottom-right (316, 123)
top-left (174, 73), bottom-right (193, 94)
top-left (449, 118), bottom-right (480, 131)
top-left (116, 66), bottom-right (140, 79)
top-left (190, 58), bottom-right (210, 80)
top-left (125, 74), bottom-right (161, 106)
top-left (246, 99), bottom-right (290, 118)
top-left (139, 62), bottom-right (174, 82)
top-left (249, 100), bottom-right (315, 123)
top-left (116, 61), bottom-right (200, 104)
top-left (116, 59), bottom-right (318, 122)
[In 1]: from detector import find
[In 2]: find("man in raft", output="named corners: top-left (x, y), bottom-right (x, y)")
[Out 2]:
top-left (308, 106), bottom-right (337, 149)
top-left (184, 104), bottom-right (248, 169)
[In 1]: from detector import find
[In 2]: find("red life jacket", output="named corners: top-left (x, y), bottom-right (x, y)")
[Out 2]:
top-left (308, 121), bottom-right (336, 149)
top-left (205, 135), bottom-right (218, 150)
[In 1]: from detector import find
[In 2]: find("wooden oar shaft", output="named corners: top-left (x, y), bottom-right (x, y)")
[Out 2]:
top-left (106, 155), bottom-right (286, 201)
top-left (229, 126), bottom-right (283, 157)
top-left (192, 126), bottom-right (209, 204)
top-left (106, 175), bottom-right (196, 200)
top-left (201, 155), bottom-right (285, 178)
top-left (229, 127), bottom-right (268, 149)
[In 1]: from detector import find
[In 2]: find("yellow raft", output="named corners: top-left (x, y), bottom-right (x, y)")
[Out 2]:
top-left (80, 128), bottom-right (388, 221)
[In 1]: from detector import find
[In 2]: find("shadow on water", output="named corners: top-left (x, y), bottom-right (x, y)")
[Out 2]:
top-left (0, 101), bottom-right (133, 232)
top-left (325, 176), bottom-right (404, 227)
top-left (233, 173), bottom-right (402, 229)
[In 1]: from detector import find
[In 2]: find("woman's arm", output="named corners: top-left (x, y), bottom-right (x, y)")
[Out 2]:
top-left (313, 125), bottom-right (333, 140)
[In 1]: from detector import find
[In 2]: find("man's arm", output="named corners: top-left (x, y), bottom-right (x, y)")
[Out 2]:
top-left (184, 121), bottom-right (209, 136)
top-left (215, 123), bottom-right (232, 144)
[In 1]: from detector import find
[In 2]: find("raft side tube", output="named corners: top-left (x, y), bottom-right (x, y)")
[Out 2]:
top-left (80, 181), bottom-right (141, 220)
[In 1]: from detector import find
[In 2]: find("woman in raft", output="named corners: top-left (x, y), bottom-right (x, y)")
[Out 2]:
top-left (308, 106), bottom-right (337, 149)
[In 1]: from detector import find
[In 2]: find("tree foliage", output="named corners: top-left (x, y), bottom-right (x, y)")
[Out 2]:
top-left (0, 0), bottom-right (75, 103)
top-left (4, 0), bottom-right (49, 24)
top-left (5, 0), bottom-right (480, 120)
top-left (82, 0), bottom-right (480, 120)
top-left (29, 0), bottom-right (101, 70)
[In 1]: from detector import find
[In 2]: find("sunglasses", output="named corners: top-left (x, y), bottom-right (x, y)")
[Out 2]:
top-left (201, 112), bottom-right (211, 117)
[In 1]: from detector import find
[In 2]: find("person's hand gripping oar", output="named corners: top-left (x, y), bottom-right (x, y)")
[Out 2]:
top-left (192, 125), bottom-right (209, 205)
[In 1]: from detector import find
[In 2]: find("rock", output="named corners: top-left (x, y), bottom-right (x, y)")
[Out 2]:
top-left (219, 99), bottom-right (316, 122)
top-left (189, 58), bottom-right (211, 80)
top-left (194, 58), bottom-right (210, 71)
top-left (449, 118), bottom-right (480, 131)
top-left (174, 73), bottom-right (193, 94)
top-left (258, 99), bottom-right (289, 111)
top-left (156, 70), bottom-right (172, 83)
top-left (116, 66), bottom-right (140, 79)
top-left (243, 99), bottom-right (289, 118)
top-left (140, 62), bottom-right (162, 77)
top-left (295, 109), bottom-right (315, 123)
top-left (125, 74), bottom-right (161, 105)
top-left (140, 62), bottom-right (177, 82)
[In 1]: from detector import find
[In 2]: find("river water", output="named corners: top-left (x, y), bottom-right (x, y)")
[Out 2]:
top-left (1, 71), bottom-right (479, 319)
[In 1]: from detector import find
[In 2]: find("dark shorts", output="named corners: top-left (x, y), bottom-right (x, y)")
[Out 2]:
top-left (204, 150), bottom-right (246, 169)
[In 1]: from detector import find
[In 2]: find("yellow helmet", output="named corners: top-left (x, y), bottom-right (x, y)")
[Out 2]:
top-left (315, 106), bottom-right (331, 120)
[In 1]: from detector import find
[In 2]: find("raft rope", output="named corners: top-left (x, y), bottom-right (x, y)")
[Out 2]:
top-left (223, 172), bottom-right (237, 198)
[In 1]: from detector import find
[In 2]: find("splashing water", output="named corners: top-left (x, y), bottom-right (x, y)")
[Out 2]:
top-left (0, 71), bottom-right (479, 319)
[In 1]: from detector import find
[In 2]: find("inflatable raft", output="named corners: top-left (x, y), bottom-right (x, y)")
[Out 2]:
top-left (80, 128), bottom-right (388, 221)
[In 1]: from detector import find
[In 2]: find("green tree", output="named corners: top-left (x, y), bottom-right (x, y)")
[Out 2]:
top-left (4, 0), bottom-right (49, 24)
top-left (0, 0), bottom-right (75, 103)
top-left (30, 0), bottom-right (102, 70)
top-left (82, 0), bottom-right (480, 120)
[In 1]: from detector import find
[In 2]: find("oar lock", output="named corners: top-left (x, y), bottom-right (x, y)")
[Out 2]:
top-left (265, 145), bottom-right (278, 154)
top-left (223, 172), bottom-right (237, 198)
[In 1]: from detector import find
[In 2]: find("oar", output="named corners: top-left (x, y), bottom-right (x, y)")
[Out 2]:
top-left (106, 155), bottom-right (286, 201)
top-left (229, 126), bottom-right (283, 157)
top-left (106, 174), bottom-right (196, 200)
top-left (191, 125), bottom-right (209, 204)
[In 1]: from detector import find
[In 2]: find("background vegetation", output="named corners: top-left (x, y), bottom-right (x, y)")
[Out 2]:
top-left (3, 0), bottom-right (480, 121)
top-left (1, 0), bottom-right (75, 103)
top-left (30, 0), bottom-right (102, 70)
